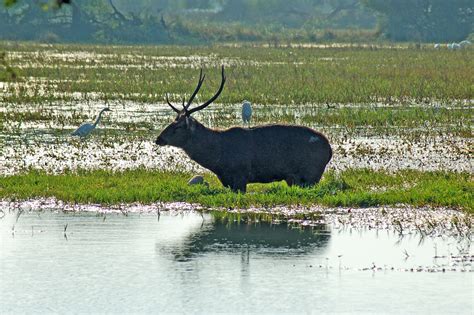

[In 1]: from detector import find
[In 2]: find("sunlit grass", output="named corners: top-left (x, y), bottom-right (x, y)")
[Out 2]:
top-left (1, 41), bottom-right (473, 104)
top-left (1, 169), bottom-right (472, 213)
top-left (2, 42), bottom-right (471, 138)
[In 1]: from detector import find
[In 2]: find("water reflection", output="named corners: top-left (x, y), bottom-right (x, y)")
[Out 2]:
top-left (161, 217), bottom-right (331, 262)
top-left (1, 211), bottom-right (472, 314)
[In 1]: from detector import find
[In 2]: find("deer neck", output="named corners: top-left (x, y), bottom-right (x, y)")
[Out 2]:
top-left (182, 124), bottom-right (222, 171)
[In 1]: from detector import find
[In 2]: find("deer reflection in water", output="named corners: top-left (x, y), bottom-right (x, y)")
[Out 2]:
top-left (157, 215), bottom-right (331, 263)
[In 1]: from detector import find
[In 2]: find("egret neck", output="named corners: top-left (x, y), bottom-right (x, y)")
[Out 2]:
top-left (93, 109), bottom-right (107, 127)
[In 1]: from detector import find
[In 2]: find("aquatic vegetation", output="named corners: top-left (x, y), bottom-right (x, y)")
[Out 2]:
top-left (0, 169), bottom-right (472, 212)
top-left (0, 51), bottom-right (19, 81)
top-left (0, 42), bottom-right (473, 104)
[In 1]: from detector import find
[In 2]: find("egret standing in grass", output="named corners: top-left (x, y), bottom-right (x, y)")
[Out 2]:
top-left (459, 40), bottom-right (471, 48)
top-left (241, 100), bottom-right (252, 127)
top-left (448, 43), bottom-right (461, 50)
top-left (72, 107), bottom-right (111, 137)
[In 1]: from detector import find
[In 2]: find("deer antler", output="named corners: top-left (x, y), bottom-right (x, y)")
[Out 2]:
top-left (185, 68), bottom-right (205, 110)
top-left (187, 65), bottom-right (226, 116)
top-left (165, 93), bottom-right (180, 113)
top-left (164, 66), bottom-right (225, 116)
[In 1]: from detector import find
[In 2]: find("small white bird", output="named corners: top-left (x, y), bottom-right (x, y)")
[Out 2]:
top-left (434, 43), bottom-right (440, 49)
top-left (459, 40), bottom-right (472, 48)
top-left (241, 100), bottom-right (252, 127)
top-left (72, 107), bottom-right (111, 137)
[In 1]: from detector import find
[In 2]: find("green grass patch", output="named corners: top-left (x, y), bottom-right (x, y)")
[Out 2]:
top-left (1, 42), bottom-right (473, 104)
top-left (1, 169), bottom-right (472, 213)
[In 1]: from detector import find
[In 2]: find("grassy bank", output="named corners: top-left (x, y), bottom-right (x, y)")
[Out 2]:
top-left (1, 169), bottom-right (472, 213)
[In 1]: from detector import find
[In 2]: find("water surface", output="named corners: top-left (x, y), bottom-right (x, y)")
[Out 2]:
top-left (0, 211), bottom-right (472, 314)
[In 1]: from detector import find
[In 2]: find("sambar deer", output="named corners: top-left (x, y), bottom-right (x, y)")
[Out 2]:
top-left (156, 66), bottom-right (332, 192)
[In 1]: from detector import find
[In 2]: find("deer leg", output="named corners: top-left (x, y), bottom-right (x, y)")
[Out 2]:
top-left (294, 166), bottom-right (326, 188)
top-left (288, 174), bottom-right (303, 187)
top-left (218, 176), bottom-right (247, 192)
top-left (311, 173), bottom-right (323, 185)
top-left (217, 175), bottom-right (233, 190)
top-left (307, 166), bottom-right (325, 185)
top-left (297, 175), bottom-right (321, 188)
top-left (294, 177), bottom-right (311, 188)
top-left (217, 175), bottom-right (246, 193)
top-left (230, 176), bottom-right (247, 193)
top-left (296, 181), bottom-right (306, 188)
top-left (285, 175), bottom-right (296, 187)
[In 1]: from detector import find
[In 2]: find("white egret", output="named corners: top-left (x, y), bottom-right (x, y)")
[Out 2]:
top-left (72, 107), bottom-right (111, 137)
top-left (459, 40), bottom-right (471, 48)
top-left (241, 100), bottom-right (252, 127)
top-left (434, 43), bottom-right (440, 49)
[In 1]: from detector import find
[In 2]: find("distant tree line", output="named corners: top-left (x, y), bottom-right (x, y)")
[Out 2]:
top-left (0, 0), bottom-right (472, 43)
top-left (1, 0), bottom-right (170, 43)
top-left (363, 0), bottom-right (473, 42)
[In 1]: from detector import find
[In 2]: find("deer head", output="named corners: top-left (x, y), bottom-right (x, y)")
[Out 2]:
top-left (156, 66), bottom-right (226, 147)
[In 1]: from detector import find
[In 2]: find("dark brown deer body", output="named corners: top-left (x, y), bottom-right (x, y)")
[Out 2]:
top-left (156, 66), bottom-right (332, 192)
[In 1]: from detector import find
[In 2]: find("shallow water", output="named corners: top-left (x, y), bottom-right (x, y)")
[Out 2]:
top-left (1, 130), bottom-right (471, 175)
top-left (1, 95), bottom-right (472, 174)
top-left (1, 100), bottom-right (471, 174)
top-left (0, 211), bottom-right (472, 314)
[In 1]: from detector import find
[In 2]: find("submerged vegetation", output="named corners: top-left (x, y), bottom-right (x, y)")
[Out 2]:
top-left (1, 169), bottom-right (472, 213)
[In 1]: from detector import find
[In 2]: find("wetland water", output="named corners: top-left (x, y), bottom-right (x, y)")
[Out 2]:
top-left (1, 101), bottom-right (472, 175)
top-left (0, 211), bottom-right (472, 314)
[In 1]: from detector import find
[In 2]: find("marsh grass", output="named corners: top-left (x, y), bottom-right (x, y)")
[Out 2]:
top-left (0, 51), bottom-right (19, 81)
top-left (208, 210), bottom-right (323, 225)
top-left (1, 42), bottom-right (473, 104)
top-left (2, 106), bottom-right (470, 136)
top-left (1, 169), bottom-right (472, 213)
top-left (2, 42), bottom-right (471, 141)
